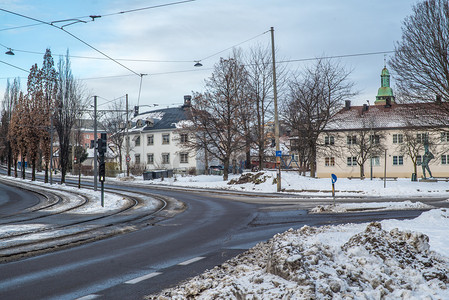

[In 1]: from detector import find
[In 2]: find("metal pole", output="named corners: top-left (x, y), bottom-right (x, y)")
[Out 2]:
top-left (126, 94), bottom-right (130, 177)
top-left (93, 96), bottom-right (98, 191)
top-left (50, 114), bottom-right (54, 185)
top-left (384, 149), bottom-right (387, 188)
top-left (271, 27), bottom-right (281, 192)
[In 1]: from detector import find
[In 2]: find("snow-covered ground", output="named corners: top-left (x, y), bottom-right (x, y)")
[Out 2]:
top-left (147, 209), bottom-right (449, 299)
top-left (133, 171), bottom-right (449, 299)
top-left (126, 170), bottom-right (449, 197)
top-left (3, 171), bottom-right (449, 298)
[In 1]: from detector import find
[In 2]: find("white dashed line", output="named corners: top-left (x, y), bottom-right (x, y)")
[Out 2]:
top-left (125, 272), bottom-right (162, 284)
top-left (76, 295), bottom-right (101, 300)
top-left (178, 256), bottom-right (206, 266)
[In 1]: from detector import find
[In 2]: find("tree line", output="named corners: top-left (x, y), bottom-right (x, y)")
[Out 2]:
top-left (1, 49), bottom-right (87, 183)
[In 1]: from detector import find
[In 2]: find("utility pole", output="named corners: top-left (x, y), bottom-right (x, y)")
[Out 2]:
top-left (271, 27), bottom-right (281, 192)
top-left (126, 94), bottom-right (130, 177)
top-left (93, 95), bottom-right (98, 191)
top-left (50, 113), bottom-right (54, 185)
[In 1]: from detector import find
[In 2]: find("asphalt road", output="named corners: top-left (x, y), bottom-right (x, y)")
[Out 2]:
top-left (0, 179), bottom-right (441, 300)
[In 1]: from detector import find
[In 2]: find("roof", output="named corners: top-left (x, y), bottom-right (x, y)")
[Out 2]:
top-left (325, 102), bottom-right (448, 132)
top-left (128, 105), bottom-right (190, 133)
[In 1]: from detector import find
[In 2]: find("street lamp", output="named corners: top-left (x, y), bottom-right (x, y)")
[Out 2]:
top-left (5, 48), bottom-right (14, 55)
top-left (194, 61), bottom-right (203, 67)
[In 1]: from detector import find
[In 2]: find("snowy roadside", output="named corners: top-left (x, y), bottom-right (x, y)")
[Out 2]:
top-left (147, 209), bottom-right (449, 299)
top-left (113, 170), bottom-right (449, 198)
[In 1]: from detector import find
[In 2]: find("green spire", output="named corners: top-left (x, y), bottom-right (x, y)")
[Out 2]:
top-left (375, 65), bottom-right (395, 105)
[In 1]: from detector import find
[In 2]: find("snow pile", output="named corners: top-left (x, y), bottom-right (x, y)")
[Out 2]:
top-left (147, 210), bottom-right (449, 299)
top-left (310, 200), bottom-right (433, 213)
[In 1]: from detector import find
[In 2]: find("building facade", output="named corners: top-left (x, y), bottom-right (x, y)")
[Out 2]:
top-left (123, 96), bottom-right (204, 174)
top-left (316, 66), bottom-right (449, 179)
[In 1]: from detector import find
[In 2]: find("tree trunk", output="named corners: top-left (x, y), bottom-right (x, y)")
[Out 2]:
top-left (223, 158), bottom-right (230, 181)
top-left (32, 158), bottom-right (36, 181)
top-left (21, 158), bottom-right (25, 180)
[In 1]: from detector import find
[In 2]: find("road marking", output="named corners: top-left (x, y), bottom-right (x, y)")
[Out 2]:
top-left (125, 272), bottom-right (162, 284)
top-left (178, 256), bottom-right (205, 266)
top-left (76, 295), bottom-right (101, 300)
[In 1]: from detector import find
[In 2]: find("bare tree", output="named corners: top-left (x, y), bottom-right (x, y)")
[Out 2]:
top-left (41, 49), bottom-right (58, 182)
top-left (103, 98), bottom-right (128, 172)
top-left (54, 51), bottom-right (87, 183)
top-left (344, 121), bottom-right (386, 178)
top-left (189, 56), bottom-right (250, 180)
top-left (25, 63), bottom-right (44, 181)
top-left (283, 58), bottom-right (357, 177)
top-left (245, 45), bottom-right (276, 170)
top-left (390, 0), bottom-right (449, 108)
top-left (1, 78), bottom-right (20, 176)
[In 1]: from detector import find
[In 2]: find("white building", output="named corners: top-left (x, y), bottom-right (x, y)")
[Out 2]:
top-left (124, 96), bottom-right (204, 174)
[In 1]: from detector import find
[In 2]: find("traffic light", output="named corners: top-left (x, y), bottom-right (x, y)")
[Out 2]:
top-left (97, 133), bottom-right (107, 157)
top-left (99, 162), bottom-right (105, 182)
top-left (134, 105), bottom-right (139, 117)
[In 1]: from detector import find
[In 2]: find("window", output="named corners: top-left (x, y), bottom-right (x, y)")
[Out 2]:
top-left (441, 132), bottom-right (449, 142)
top-left (325, 157), bottom-right (335, 167)
top-left (393, 155), bottom-right (403, 165)
top-left (135, 154), bottom-right (140, 164)
top-left (135, 136), bottom-right (141, 146)
top-left (325, 135), bottom-right (334, 145)
top-left (347, 135), bottom-right (357, 145)
top-left (417, 155), bottom-right (422, 165)
top-left (442, 155), bottom-right (449, 165)
top-left (371, 156), bottom-right (380, 166)
top-left (417, 133), bottom-right (427, 144)
top-left (180, 153), bottom-right (189, 164)
top-left (162, 134), bottom-right (170, 144)
top-left (162, 153), bottom-right (170, 164)
top-left (347, 156), bottom-right (357, 166)
top-left (180, 133), bottom-right (188, 144)
top-left (370, 134), bottom-right (380, 144)
top-left (393, 134), bottom-right (403, 144)
top-left (147, 153), bottom-right (154, 164)
top-left (147, 134), bottom-right (154, 145)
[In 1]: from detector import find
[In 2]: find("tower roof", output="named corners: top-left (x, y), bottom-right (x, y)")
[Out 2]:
top-left (375, 66), bottom-right (395, 105)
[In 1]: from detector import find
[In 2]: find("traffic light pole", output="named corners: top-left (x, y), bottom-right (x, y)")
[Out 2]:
top-left (93, 96), bottom-right (98, 191)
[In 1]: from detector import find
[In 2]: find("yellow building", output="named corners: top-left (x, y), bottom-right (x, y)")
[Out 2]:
top-left (316, 66), bottom-right (449, 179)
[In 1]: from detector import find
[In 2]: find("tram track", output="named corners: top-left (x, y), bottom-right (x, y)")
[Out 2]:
top-left (0, 176), bottom-right (185, 263)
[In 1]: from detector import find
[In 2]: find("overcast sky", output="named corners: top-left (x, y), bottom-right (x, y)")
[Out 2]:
top-left (0, 0), bottom-right (416, 109)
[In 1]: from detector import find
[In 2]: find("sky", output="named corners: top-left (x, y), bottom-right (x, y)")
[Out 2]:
top-left (0, 0), bottom-right (416, 110)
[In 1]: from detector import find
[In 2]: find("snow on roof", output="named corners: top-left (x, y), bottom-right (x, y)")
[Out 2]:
top-left (325, 102), bottom-right (448, 131)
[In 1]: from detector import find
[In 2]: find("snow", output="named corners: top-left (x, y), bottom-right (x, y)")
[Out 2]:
top-left (139, 171), bottom-right (449, 299)
top-left (131, 170), bottom-right (449, 197)
top-left (2, 171), bottom-right (449, 298)
top-left (147, 209), bottom-right (449, 300)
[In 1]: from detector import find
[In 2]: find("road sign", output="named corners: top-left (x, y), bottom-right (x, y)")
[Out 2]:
top-left (331, 173), bottom-right (337, 184)
top-left (275, 150), bottom-right (282, 157)
top-left (126, 155), bottom-right (131, 162)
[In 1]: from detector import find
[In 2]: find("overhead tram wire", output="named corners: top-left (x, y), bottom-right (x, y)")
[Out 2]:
top-left (0, 0), bottom-right (196, 32)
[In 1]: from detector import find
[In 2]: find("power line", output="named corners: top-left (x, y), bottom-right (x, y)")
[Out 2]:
top-left (0, 8), bottom-right (139, 77)
top-left (0, 0), bottom-right (196, 32)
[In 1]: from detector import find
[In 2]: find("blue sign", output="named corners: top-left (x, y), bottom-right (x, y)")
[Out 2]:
top-left (331, 173), bottom-right (337, 184)
top-left (276, 151), bottom-right (282, 157)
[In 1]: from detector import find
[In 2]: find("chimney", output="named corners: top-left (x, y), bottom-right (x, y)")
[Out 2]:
top-left (345, 100), bottom-right (351, 110)
top-left (436, 94), bottom-right (442, 104)
top-left (183, 95), bottom-right (192, 107)
top-left (362, 103), bottom-right (369, 112)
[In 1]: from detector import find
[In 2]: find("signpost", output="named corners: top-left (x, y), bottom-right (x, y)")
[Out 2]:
top-left (331, 174), bottom-right (337, 206)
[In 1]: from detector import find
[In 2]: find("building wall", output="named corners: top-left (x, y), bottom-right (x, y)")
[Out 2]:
top-left (316, 129), bottom-right (449, 179)
top-left (124, 129), bottom-right (198, 172)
